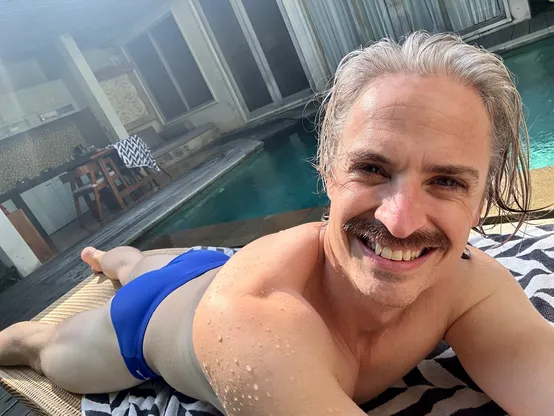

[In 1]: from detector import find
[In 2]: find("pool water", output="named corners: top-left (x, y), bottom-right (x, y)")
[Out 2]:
top-left (502, 36), bottom-right (554, 170)
top-left (149, 129), bottom-right (329, 235)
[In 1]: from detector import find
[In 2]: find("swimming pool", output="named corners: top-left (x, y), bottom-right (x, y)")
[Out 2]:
top-left (143, 37), bottom-right (554, 238)
top-left (147, 128), bottom-right (329, 236)
top-left (502, 36), bottom-right (554, 170)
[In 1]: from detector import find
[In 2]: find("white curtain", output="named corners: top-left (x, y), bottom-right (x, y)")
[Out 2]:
top-left (301, 0), bottom-right (506, 73)
top-left (443, 0), bottom-right (504, 32)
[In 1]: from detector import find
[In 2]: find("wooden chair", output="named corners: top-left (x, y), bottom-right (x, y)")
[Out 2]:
top-left (60, 158), bottom-right (127, 222)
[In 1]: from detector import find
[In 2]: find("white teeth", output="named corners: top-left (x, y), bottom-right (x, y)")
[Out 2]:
top-left (391, 250), bottom-right (403, 261)
top-left (368, 243), bottom-right (426, 262)
top-left (380, 247), bottom-right (393, 260)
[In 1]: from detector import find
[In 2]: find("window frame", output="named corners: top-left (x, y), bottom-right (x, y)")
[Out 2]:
top-left (124, 13), bottom-right (215, 123)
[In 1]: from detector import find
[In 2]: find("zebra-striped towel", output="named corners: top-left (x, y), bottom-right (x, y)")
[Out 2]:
top-left (82, 225), bottom-right (554, 416)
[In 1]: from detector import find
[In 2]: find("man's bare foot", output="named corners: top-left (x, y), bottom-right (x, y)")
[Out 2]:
top-left (81, 247), bottom-right (105, 273)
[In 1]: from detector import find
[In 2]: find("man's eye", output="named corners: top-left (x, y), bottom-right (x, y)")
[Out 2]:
top-left (434, 177), bottom-right (462, 189)
top-left (355, 164), bottom-right (383, 175)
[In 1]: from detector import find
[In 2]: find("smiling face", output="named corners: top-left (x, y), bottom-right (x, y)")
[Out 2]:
top-left (324, 74), bottom-right (492, 307)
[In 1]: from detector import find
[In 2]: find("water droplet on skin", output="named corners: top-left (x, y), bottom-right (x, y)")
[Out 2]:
top-left (253, 383), bottom-right (259, 390)
top-left (278, 306), bottom-right (284, 311)
top-left (257, 342), bottom-right (262, 348)
top-left (236, 324), bottom-right (241, 329)
top-left (266, 392), bottom-right (271, 397)
top-left (254, 396), bottom-right (259, 400)
top-left (241, 395), bottom-right (245, 399)
top-left (207, 318), bottom-right (211, 325)
top-left (275, 344), bottom-right (280, 348)
top-left (217, 334), bottom-right (223, 342)
top-left (248, 395), bottom-right (252, 399)
top-left (234, 358), bottom-right (239, 364)
top-left (230, 368), bottom-right (235, 374)
top-left (246, 365), bottom-right (252, 372)
top-left (265, 327), bottom-right (271, 332)
top-left (286, 344), bottom-right (290, 348)
top-left (234, 397), bottom-right (238, 402)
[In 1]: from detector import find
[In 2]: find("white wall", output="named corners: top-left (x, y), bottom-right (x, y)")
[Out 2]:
top-left (58, 34), bottom-right (128, 142)
top-left (0, 58), bottom-right (48, 94)
top-left (506, 0), bottom-right (531, 21)
top-left (0, 211), bottom-right (40, 277)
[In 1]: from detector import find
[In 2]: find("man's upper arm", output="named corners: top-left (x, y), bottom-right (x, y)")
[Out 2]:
top-left (194, 292), bottom-right (365, 416)
top-left (446, 263), bottom-right (554, 415)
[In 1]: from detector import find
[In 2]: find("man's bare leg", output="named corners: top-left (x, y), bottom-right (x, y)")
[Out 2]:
top-left (81, 246), bottom-right (177, 286)
top-left (0, 246), bottom-right (179, 393)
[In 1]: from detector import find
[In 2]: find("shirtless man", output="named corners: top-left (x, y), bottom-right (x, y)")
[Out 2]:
top-left (1, 32), bottom-right (553, 416)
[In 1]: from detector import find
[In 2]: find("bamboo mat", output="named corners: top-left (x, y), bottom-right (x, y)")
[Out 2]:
top-left (0, 248), bottom-right (187, 416)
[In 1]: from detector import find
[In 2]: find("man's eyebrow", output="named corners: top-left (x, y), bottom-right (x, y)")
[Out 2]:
top-left (346, 150), bottom-right (481, 182)
top-left (346, 150), bottom-right (394, 165)
top-left (425, 163), bottom-right (480, 182)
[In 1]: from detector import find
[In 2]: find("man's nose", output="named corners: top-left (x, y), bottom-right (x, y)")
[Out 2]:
top-left (374, 180), bottom-right (426, 239)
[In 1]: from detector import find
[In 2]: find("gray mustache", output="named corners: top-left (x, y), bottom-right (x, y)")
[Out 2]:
top-left (343, 217), bottom-right (452, 250)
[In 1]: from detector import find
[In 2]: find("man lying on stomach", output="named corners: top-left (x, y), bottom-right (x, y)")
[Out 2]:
top-left (1, 32), bottom-right (553, 416)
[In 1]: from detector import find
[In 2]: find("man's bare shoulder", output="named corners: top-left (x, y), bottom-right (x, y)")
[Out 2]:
top-left (444, 245), bottom-right (520, 326)
top-left (211, 222), bottom-right (325, 296)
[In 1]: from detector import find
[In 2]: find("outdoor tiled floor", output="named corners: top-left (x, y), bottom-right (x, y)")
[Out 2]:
top-left (0, 387), bottom-right (33, 416)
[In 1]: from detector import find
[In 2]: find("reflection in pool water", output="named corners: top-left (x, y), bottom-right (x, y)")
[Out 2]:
top-left (147, 129), bottom-right (328, 236)
top-left (503, 36), bottom-right (554, 170)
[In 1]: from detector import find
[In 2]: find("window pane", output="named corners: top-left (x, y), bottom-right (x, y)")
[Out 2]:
top-left (126, 34), bottom-right (186, 120)
top-left (151, 16), bottom-right (213, 109)
top-left (241, 0), bottom-right (309, 98)
top-left (199, 0), bottom-right (273, 112)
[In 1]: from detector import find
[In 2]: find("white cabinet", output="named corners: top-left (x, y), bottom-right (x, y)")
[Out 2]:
top-left (19, 80), bottom-right (75, 116)
top-left (20, 174), bottom-right (89, 236)
top-left (0, 80), bottom-right (79, 140)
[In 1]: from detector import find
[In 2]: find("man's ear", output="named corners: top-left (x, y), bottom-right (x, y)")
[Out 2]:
top-left (472, 198), bottom-right (486, 228)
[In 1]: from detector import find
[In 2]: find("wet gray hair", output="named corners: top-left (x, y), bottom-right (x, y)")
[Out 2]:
top-left (316, 31), bottom-right (533, 233)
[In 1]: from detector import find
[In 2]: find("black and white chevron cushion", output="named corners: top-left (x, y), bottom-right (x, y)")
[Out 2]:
top-left (83, 225), bottom-right (554, 416)
top-left (112, 135), bottom-right (160, 171)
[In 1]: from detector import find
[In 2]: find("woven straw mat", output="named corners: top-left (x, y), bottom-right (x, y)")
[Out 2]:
top-left (0, 248), bottom-right (187, 416)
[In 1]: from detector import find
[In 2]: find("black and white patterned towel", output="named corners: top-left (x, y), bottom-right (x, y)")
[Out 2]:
top-left (83, 225), bottom-right (554, 415)
top-left (112, 135), bottom-right (160, 171)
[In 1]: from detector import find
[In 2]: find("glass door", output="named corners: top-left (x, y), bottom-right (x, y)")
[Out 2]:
top-left (195, 0), bottom-right (312, 119)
